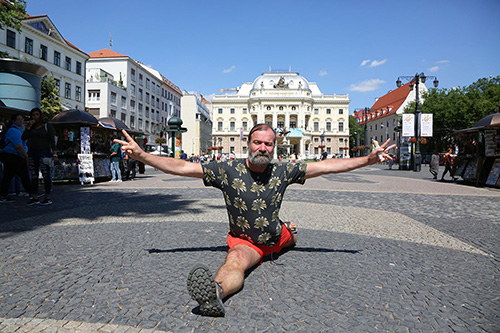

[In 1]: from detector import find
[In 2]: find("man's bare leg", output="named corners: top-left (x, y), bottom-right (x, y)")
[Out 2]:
top-left (214, 245), bottom-right (261, 299)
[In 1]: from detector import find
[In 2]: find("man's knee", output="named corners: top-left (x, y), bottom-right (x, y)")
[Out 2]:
top-left (225, 245), bottom-right (261, 271)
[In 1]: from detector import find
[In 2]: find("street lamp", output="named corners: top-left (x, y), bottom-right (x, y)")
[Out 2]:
top-left (396, 73), bottom-right (438, 171)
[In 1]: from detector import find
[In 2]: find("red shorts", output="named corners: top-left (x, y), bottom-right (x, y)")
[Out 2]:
top-left (226, 223), bottom-right (294, 263)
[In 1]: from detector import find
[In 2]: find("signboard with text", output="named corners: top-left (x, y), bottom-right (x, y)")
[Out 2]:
top-left (402, 114), bottom-right (415, 137)
top-left (421, 114), bottom-right (433, 137)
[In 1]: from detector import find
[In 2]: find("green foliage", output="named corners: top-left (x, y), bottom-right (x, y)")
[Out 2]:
top-left (0, 0), bottom-right (26, 32)
top-left (40, 76), bottom-right (62, 120)
top-left (404, 76), bottom-right (500, 152)
top-left (349, 115), bottom-right (364, 151)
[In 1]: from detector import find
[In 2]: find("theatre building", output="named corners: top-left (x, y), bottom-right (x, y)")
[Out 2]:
top-left (211, 71), bottom-right (350, 159)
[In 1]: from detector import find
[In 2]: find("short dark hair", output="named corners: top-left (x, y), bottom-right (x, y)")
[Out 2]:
top-left (11, 113), bottom-right (23, 121)
top-left (248, 123), bottom-right (276, 142)
top-left (30, 107), bottom-right (44, 121)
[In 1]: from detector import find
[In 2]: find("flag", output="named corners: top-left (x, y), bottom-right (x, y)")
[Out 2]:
top-left (240, 127), bottom-right (244, 141)
top-left (320, 130), bottom-right (325, 143)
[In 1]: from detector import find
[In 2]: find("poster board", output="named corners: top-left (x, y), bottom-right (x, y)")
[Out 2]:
top-left (421, 114), bottom-right (433, 137)
top-left (78, 153), bottom-right (95, 184)
top-left (462, 157), bottom-right (478, 180)
top-left (486, 158), bottom-right (500, 186)
top-left (402, 114), bottom-right (415, 137)
top-left (80, 127), bottom-right (91, 154)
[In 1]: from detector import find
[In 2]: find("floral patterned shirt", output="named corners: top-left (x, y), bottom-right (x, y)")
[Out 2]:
top-left (202, 159), bottom-right (307, 246)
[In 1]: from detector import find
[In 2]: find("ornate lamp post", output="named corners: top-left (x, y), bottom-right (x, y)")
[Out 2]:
top-left (396, 73), bottom-right (438, 171)
top-left (362, 107), bottom-right (370, 156)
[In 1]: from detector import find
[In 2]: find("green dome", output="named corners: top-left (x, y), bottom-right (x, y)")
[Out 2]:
top-left (168, 116), bottom-right (183, 126)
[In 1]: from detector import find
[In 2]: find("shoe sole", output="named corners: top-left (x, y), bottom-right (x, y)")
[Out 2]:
top-left (186, 264), bottom-right (225, 317)
top-left (40, 202), bottom-right (52, 206)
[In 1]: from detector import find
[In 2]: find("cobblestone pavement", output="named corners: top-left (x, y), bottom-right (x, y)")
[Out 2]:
top-left (1, 164), bottom-right (499, 332)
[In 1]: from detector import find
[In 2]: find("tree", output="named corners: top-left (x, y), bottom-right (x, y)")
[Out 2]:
top-left (0, 0), bottom-right (26, 31)
top-left (349, 115), bottom-right (364, 154)
top-left (40, 76), bottom-right (62, 120)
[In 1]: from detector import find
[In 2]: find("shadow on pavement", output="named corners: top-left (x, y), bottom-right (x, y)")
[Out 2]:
top-left (0, 189), bottom-right (199, 238)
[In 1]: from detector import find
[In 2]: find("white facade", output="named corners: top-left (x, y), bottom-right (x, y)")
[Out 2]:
top-left (181, 92), bottom-right (213, 156)
top-left (0, 15), bottom-right (89, 110)
top-left (86, 49), bottom-right (170, 142)
top-left (211, 71), bottom-right (351, 158)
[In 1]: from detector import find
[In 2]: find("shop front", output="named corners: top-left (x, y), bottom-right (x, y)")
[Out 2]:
top-left (453, 113), bottom-right (500, 187)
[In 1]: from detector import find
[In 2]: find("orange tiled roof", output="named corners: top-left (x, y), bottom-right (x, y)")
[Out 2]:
top-left (88, 48), bottom-right (127, 58)
top-left (354, 82), bottom-right (412, 124)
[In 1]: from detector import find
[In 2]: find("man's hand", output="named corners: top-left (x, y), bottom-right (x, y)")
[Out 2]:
top-left (367, 139), bottom-right (397, 165)
top-left (113, 130), bottom-right (145, 160)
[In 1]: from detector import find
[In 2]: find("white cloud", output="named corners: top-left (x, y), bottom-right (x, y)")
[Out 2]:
top-left (360, 59), bottom-right (371, 66)
top-left (349, 79), bottom-right (386, 92)
top-left (319, 69), bottom-right (328, 76)
top-left (435, 60), bottom-right (449, 64)
top-left (223, 65), bottom-right (235, 73)
top-left (368, 59), bottom-right (387, 68)
top-left (428, 66), bottom-right (440, 73)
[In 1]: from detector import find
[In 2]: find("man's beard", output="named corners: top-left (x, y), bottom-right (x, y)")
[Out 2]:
top-left (248, 149), bottom-right (272, 168)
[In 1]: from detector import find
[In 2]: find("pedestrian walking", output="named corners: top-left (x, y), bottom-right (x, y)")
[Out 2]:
top-left (430, 151), bottom-right (440, 179)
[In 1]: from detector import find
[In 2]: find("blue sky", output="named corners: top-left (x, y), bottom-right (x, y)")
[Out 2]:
top-left (27, 0), bottom-right (500, 113)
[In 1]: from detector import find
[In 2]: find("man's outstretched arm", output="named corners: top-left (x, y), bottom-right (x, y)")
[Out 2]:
top-left (305, 139), bottom-right (396, 179)
top-left (114, 130), bottom-right (204, 178)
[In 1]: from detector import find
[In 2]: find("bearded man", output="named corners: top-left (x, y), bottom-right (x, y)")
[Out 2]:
top-left (115, 123), bottom-right (395, 317)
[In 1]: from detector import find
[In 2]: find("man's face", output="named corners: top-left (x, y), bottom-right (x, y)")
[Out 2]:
top-left (247, 128), bottom-right (275, 168)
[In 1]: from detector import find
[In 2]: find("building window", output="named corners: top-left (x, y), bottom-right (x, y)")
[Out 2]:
top-left (138, 103), bottom-right (143, 114)
top-left (139, 74), bottom-right (143, 85)
top-left (290, 121), bottom-right (296, 128)
top-left (339, 109), bottom-right (344, 114)
top-left (339, 138), bottom-right (344, 142)
top-left (314, 108), bottom-right (319, 114)
top-left (230, 108), bottom-right (235, 114)
top-left (146, 78), bottom-right (150, 89)
top-left (218, 108), bottom-right (223, 114)
top-left (75, 86), bottom-right (81, 102)
top-left (265, 121), bottom-right (272, 127)
top-left (327, 147), bottom-right (331, 154)
top-left (130, 84), bottom-right (136, 96)
top-left (110, 110), bottom-right (116, 118)
top-left (110, 92), bottom-right (117, 105)
top-left (121, 113), bottom-right (126, 122)
top-left (6, 29), bottom-right (16, 48)
top-left (138, 88), bottom-right (143, 101)
top-left (25, 37), bottom-right (33, 55)
top-left (138, 119), bottom-right (143, 130)
top-left (314, 137), bottom-right (319, 142)
top-left (130, 115), bottom-right (135, 128)
top-left (242, 121), bottom-right (248, 130)
top-left (326, 138), bottom-right (331, 143)
top-left (54, 51), bottom-right (61, 66)
top-left (218, 121), bottom-right (223, 131)
top-left (64, 83), bottom-right (71, 99)
top-left (121, 96), bottom-right (126, 108)
top-left (54, 79), bottom-right (60, 94)
top-left (242, 146), bottom-right (247, 154)
top-left (130, 99), bottom-right (135, 111)
top-left (339, 122), bottom-right (344, 132)
top-left (230, 121), bottom-right (235, 131)
top-left (76, 61), bottom-right (82, 75)
top-left (326, 122), bottom-right (331, 131)
top-left (65, 56), bottom-right (71, 71)
top-left (326, 108), bottom-right (331, 114)
top-left (277, 121), bottom-right (284, 128)
top-left (242, 108), bottom-right (247, 114)
top-left (40, 44), bottom-right (47, 60)
top-left (88, 90), bottom-right (100, 101)
top-left (230, 146), bottom-right (235, 153)
top-left (314, 122), bottom-right (319, 131)
top-left (131, 68), bottom-right (136, 81)
top-left (314, 147), bottom-right (319, 155)
top-left (230, 137), bottom-right (235, 142)
top-left (146, 92), bottom-right (150, 104)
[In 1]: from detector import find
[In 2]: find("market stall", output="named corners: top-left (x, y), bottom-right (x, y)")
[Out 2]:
top-left (50, 110), bottom-right (115, 182)
top-left (453, 113), bottom-right (500, 187)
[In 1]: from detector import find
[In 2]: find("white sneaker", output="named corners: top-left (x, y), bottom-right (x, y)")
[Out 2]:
top-left (109, 179), bottom-right (116, 182)
top-left (116, 179), bottom-right (122, 183)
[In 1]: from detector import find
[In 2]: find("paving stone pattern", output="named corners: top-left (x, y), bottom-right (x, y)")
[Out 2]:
top-left (0, 165), bottom-right (499, 332)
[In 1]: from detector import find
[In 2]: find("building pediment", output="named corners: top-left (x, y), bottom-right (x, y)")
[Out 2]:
top-left (23, 16), bottom-right (67, 45)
